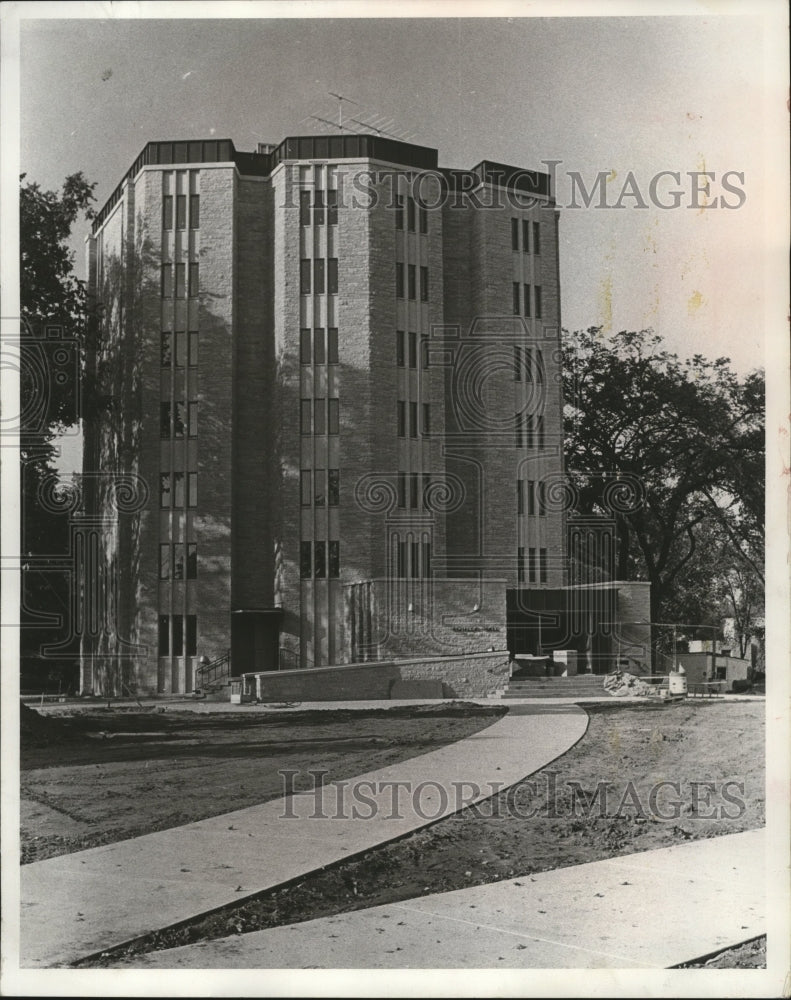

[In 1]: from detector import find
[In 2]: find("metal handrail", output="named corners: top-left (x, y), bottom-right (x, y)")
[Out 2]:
top-left (196, 649), bottom-right (231, 687)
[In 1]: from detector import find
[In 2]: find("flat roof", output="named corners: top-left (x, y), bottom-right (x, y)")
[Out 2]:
top-left (92, 133), bottom-right (552, 234)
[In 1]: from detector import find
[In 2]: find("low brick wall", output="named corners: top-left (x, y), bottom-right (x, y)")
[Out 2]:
top-left (243, 650), bottom-right (509, 702)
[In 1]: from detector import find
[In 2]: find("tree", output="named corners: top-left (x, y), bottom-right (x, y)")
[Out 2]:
top-left (19, 172), bottom-right (96, 690)
top-left (562, 327), bottom-right (764, 645)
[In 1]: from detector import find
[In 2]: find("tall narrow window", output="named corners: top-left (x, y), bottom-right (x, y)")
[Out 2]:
top-left (535, 286), bottom-right (542, 319)
top-left (189, 194), bottom-right (200, 228)
top-left (159, 473), bottom-right (171, 508)
top-left (526, 414), bottom-right (535, 449)
top-left (163, 196), bottom-right (174, 230)
top-left (515, 412), bottom-right (523, 448)
top-left (175, 263), bottom-right (186, 298)
top-left (161, 331), bottom-right (172, 367)
top-left (514, 344), bottom-right (522, 381)
top-left (395, 195), bottom-right (404, 230)
top-left (188, 331), bottom-right (199, 367)
top-left (522, 219), bottom-right (530, 253)
top-left (300, 259), bottom-right (311, 294)
top-left (188, 262), bottom-right (199, 298)
top-left (408, 331), bottom-right (417, 369)
top-left (301, 470), bottom-right (311, 506)
top-left (411, 540), bottom-right (420, 578)
top-left (533, 221), bottom-right (540, 254)
top-left (410, 473), bottom-right (419, 509)
top-left (517, 546), bottom-right (525, 583)
top-left (161, 264), bottom-right (173, 298)
top-left (528, 479), bottom-right (536, 516)
top-left (408, 264), bottom-right (416, 300)
top-left (314, 398), bottom-right (326, 435)
top-left (329, 541), bottom-right (340, 578)
top-left (539, 548), bottom-right (548, 583)
top-left (158, 616), bottom-right (169, 656)
top-left (160, 402), bottom-right (171, 439)
top-left (395, 262), bottom-right (404, 298)
top-left (314, 541), bottom-right (326, 579)
top-left (314, 189), bottom-right (325, 226)
top-left (517, 480), bottom-right (524, 515)
top-left (328, 258), bottom-right (338, 294)
top-left (300, 542), bottom-right (312, 579)
top-left (328, 399), bottom-right (339, 434)
top-left (512, 282), bottom-right (520, 315)
top-left (300, 190), bottom-right (311, 226)
top-left (300, 328), bottom-right (312, 365)
top-left (173, 472), bottom-right (185, 508)
top-left (534, 349), bottom-right (544, 384)
top-left (327, 189), bottom-right (338, 226)
top-left (422, 473), bottom-right (432, 509)
top-left (420, 335), bottom-right (429, 369)
top-left (159, 544), bottom-right (170, 580)
top-left (537, 414), bottom-right (545, 448)
top-left (397, 472), bottom-right (406, 508)
top-left (524, 284), bottom-right (531, 318)
top-left (314, 328), bottom-right (326, 365)
top-left (301, 399), bottom-right (312, 435)
top-left (173, 543), bottom-right (185, 580)
top-left (420, 266), bottom-right (428, 302)
top-left (397, 539), bottom-right (407, 578)
top-left (313, 468), bottom-right (325, 506)
top-left (407, 196), bottom-right (416, 232)
top-left (419, 204), bottom-right (428, 234)
top-left (538, 480), bottom-right (547, 516)
top-left (172, 614), bottom-right (184, 656)
top-left (187, 472), bottom-right (198, 508)
top-left (528, 547), bottom-right (537, 584)
top-left (188, 401), bottom-right (198, 438)
top-left (328, 469), bottom-right (340, 506)
top-left (174, 331), bottom-right (187, 367)
top-left (172, 401), bottom-right (186, 438)
top-left (409, 401), bottom-right (418, 438)
top-left (422, 403), bottom-right (430, 436)
top-left (186, 615), bottom-right (197, 656)
top-left (327, 327), bottom-right (338, 364)
top-left (396, 330), bottom-right (405, 367)
top-left (511, 218), bottom-right (519, 251)
top-left (397, 401), bottom-right (406, 437)
top-left (422, 540), bottom-right (431, 578)
top-left (176, 194), bottom-right (187, 230)
top-left (187, 543), bottom-right (197, 579)
top-left (314, 259), bottom-right (325, 294)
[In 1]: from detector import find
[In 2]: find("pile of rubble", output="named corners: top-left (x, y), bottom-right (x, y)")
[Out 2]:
top-left (603, 670), bottom-right (657, 698)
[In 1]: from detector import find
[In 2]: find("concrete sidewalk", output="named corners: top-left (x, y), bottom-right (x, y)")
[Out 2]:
top-left (21, 703), bottom-right (588, 967)
top-left (120, 829), bottom-right (766, 970)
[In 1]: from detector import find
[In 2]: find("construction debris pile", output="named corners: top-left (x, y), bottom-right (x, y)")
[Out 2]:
top-left (603, 671), bottom-right (657, 698)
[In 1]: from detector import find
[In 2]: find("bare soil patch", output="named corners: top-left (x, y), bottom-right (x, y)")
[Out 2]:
top-left (79, 699), bottom-right (764, 968)
top-left (21, 701), bottom-right (505, 864)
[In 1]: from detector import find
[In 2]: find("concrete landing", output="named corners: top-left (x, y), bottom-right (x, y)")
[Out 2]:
top-left (20, 703), bottom-right (588, 968)
top-left (121, 829), bottom-right (765, 969)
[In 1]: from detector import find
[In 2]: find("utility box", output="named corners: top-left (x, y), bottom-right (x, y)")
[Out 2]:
top-left (668, 671), bottom-right (688, 697)
top-left (230, 679), bottom-right (252, 704)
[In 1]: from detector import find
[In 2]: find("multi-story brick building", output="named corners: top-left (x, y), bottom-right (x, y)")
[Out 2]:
top-left (81, 133), bottom-right (649, 695)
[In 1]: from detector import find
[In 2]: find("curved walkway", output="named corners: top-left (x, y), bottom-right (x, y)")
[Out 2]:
top-left (20, 702), bottom-right (588, 967)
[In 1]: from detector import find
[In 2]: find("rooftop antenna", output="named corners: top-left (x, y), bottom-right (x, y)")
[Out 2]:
top-left (328, 91), bottom-right (359, 131)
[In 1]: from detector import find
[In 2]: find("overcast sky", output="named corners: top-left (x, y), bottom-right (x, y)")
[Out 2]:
top-left (15, 5), bottom-right (784, 375)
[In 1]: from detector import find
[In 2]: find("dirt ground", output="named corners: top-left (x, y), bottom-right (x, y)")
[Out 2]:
top-left (65, 698), bottom-right (766, 969)
top-left (20, 701), bottom-right (505, 864)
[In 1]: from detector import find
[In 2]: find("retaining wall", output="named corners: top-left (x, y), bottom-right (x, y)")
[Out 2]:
top-left (243, 650), bottom-right (509, 701)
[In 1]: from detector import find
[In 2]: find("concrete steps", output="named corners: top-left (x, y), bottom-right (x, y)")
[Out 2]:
top-left (503, 675), bottom-right (605, 699)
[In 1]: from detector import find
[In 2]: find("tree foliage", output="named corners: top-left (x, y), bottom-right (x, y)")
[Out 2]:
top-left (19, 172), bottom-right (96, 690)
top-left (562, 327), bottom-right (764, 640)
